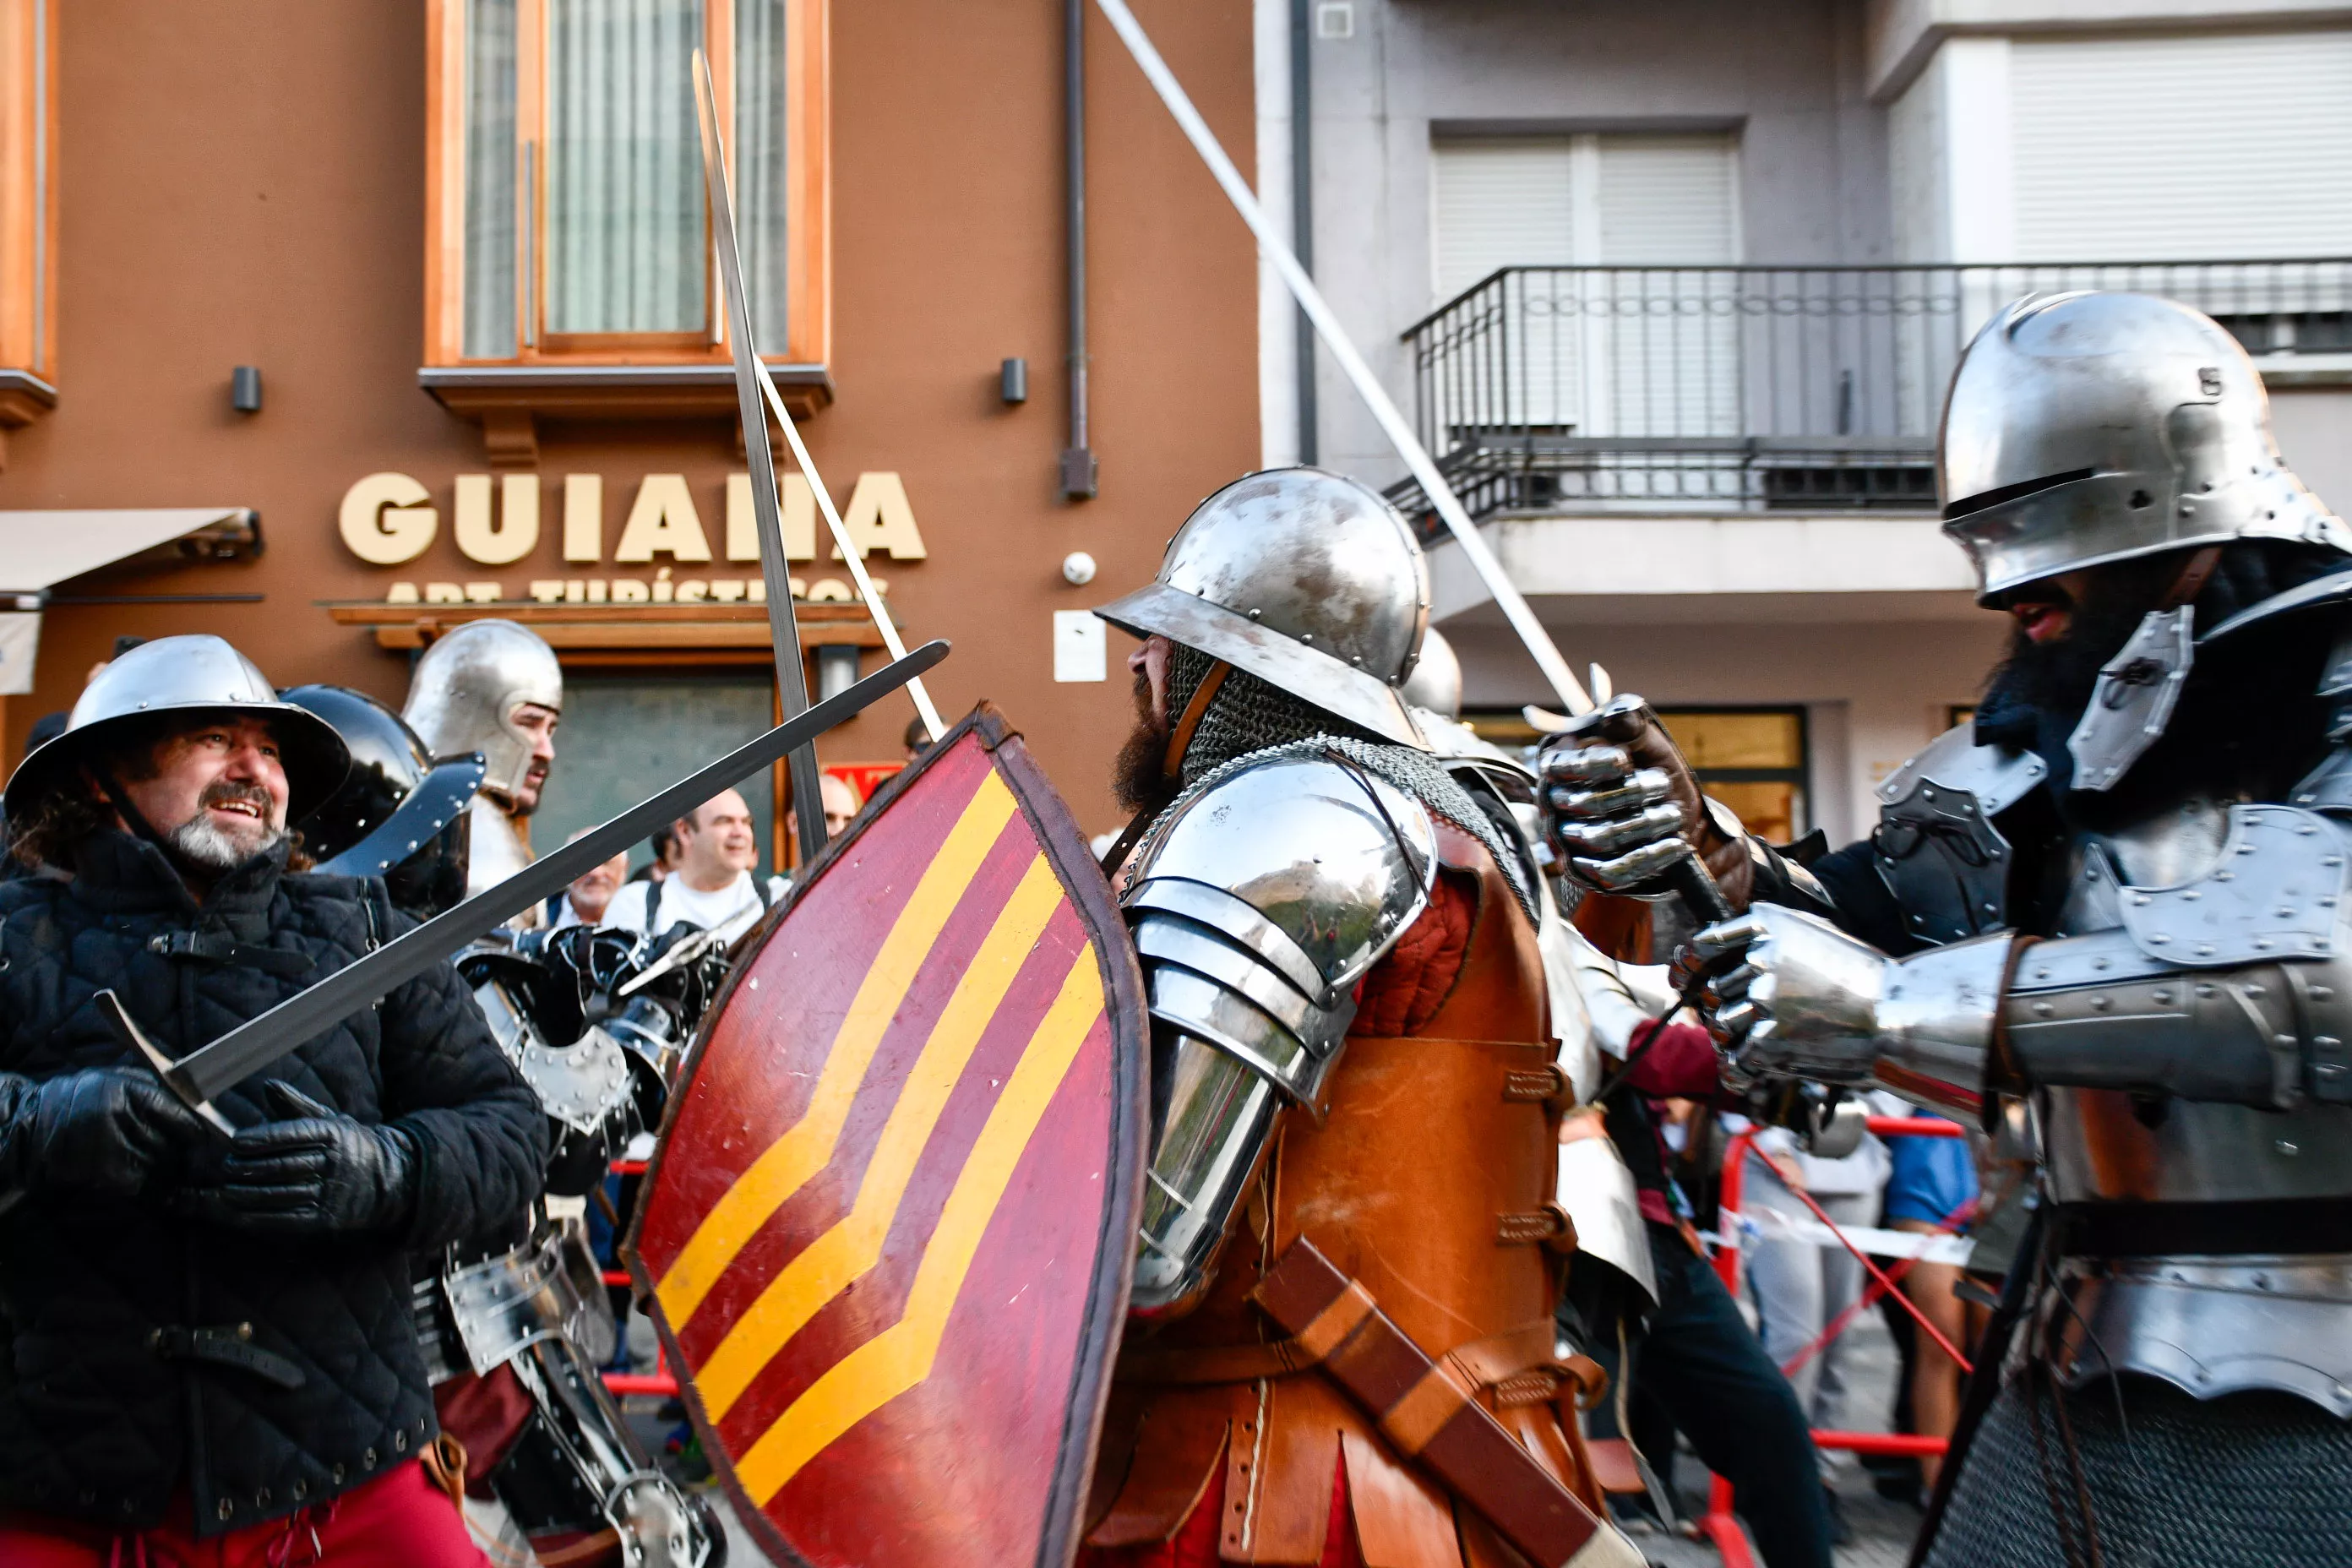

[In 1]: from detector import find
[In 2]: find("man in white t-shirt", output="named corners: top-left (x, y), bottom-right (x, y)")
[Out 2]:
top-left (599, 787), bottom-right (787, 937)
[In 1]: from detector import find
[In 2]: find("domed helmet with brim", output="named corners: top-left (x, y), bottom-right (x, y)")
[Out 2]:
top-left (1093, 467), bottom-right (1433, 749)
top-left (1399, 625), bottom-right (1463, 721)
top-left (281, 684), bottom-right (487, 919)
top-left (3, 634), bottom-right (349, 825)
top-left (1940, 291), bottom-right (2351, 602)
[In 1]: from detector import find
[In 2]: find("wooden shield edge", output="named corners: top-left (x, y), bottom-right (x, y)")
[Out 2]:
top-left (619, 700), bottom-right (1150, 1568)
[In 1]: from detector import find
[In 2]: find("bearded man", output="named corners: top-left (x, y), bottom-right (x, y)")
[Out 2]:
top-left (403, 619), bottom-right (563, 905)
top-left (1079, 469), bottom-right (1635, 1568)
top-left (1545, 292), bottom-right (2352, 1565)
top-left (0, 635), bottom-right (546, 1565)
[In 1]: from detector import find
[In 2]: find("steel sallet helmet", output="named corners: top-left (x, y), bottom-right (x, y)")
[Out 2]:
top-left (281, 685), bottom-right (487, 919)
top-left (2, 634), bottom-right (350, 823)
top-left (1398, 626), bottom-right (1462, 720)
top-left (401, 619), bottom-right (563, 803)
top-left (1093, 467), bottom-right (1433, 749)
top-left (1940, 291), bottom-right (2350, 601)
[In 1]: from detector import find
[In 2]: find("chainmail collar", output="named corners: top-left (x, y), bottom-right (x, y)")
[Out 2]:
top-left (1130, 733), bottom-right (1539, 925)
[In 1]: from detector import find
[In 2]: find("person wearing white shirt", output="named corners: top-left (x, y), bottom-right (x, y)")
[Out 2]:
top-left (548, 838), bottom-right (629, 930)
top-left (599, 788), bottom-right (787, 936)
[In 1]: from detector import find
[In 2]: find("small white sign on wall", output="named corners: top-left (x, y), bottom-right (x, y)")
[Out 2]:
top-left (1053, 610), bottom-right (1107, 683)
top-left (0, 612), bottom-right (41, 696)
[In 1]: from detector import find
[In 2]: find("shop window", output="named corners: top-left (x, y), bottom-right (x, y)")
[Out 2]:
top-left (422, 0), bottom-right (829, 450)
top-left (0, 0), bottom-right (56, 459)
top-left (1658, 707), bottom-right (1808, 847)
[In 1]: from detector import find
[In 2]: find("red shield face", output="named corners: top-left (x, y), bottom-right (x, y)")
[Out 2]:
top-left (628, 706), bottom-right (1146, 1568)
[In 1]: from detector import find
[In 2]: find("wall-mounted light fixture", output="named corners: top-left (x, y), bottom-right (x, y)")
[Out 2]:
top-left (1000, 357), bottom-right (1029, 405)
top-left (231, 367), bottom-right (264, 414)
top-left (816, 644), bottom-right (862, 702)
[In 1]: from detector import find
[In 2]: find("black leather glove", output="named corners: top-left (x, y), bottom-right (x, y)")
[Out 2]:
top-left (186, 1081), bottom-right (421, 1236)
top-left (0, 1065), bottom-right (212, 1200)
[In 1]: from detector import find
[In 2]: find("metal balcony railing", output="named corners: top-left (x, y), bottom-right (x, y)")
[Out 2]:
top-left (1389, 259), bottom-right (2352, 525)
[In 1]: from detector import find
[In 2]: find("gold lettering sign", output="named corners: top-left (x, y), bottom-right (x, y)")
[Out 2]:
top-left (337, 473), bottom-right (931, 585)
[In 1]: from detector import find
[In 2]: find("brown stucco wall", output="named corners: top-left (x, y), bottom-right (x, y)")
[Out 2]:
top-left (0, 0), bottom-right (1260, 838)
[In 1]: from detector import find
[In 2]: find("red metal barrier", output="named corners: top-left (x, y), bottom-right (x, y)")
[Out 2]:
top-left (596, 1157), bottom-right (678, 1396)
top-left (1699, 1114), bottom-right (1971, 1565)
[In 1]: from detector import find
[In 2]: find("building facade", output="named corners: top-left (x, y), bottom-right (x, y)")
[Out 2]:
top-left (0, 0), bottom-right (1261, 859)
top-left (1271, 0), bottom-right (2352, 844)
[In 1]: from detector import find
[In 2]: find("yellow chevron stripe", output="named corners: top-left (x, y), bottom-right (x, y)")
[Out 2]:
top-left (697, 852), bottom-right (1066, 1420)
top-left (734, 948), bottom-right (1105, 1504)
top-left (656, 769), bottom-right (1019, 1330)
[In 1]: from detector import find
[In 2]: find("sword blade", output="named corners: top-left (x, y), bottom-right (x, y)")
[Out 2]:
top-left (693, 50), bottom-right (830, 863)
top-left (154, 640), bottom-right (948, 1108)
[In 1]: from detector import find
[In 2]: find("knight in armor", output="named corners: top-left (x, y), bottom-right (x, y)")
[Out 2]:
top-left (1078, 469), bottom-right (1638, 1568)
top-left (288, 683), bottom-right (723, 1567)
top-left (1544, 292), bottom-right (2352, 1565)
top-left (0, 636), bottom-right (546, 1565)
top-left (404, 620), bottom-right (564, 912)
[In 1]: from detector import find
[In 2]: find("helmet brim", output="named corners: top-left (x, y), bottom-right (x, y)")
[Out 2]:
top-left (1096, 581), bottom-right (1430, 750)
top-left (3, 700), bottom-right (352, 829)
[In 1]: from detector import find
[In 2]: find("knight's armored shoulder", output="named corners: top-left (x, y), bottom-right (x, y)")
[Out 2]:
top-left (1875, 722), bottom-right (2047, 817)
top-left (1124, 752), bottom-right (1438, 1098)
top-left (1873, 723), bottom-right (2050, 945)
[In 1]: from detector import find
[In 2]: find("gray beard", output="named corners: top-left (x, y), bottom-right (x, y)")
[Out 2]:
top-left (168, 813), bottom-right (286, 869)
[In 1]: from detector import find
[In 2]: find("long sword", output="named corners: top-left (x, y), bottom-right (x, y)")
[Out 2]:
top-left (97, 640), bottom-right (950, 1132)
top-left (1090, 0), bottom-right (1593, 718)
top-left (693, 49), bottom-right (831, 858)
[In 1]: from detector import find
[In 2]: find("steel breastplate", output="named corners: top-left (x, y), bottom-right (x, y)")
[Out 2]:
top-left (1871, 724), bottom-right (2048, 944)
top-left (2029, 793), bottom-right (2352, 1410)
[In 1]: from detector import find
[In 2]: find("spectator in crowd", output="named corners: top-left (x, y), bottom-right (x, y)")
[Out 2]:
top-left (820, 771), bottom-right (860, 838)
top-left (627, 825), bottom-right (680, 885)
top-left (598, 788), bottom-right (785, 936)
top-left (547, 831), bottom-right (629, 930)
top-left (1875, 1096), bottom-right (1984, 1494)
top-left (902, 715), bottom-right (930, 762)
top-left (1740, 1117), bottom-right (1891, 1536)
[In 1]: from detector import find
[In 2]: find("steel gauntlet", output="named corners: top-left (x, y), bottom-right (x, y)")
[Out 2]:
top-left (1700, 906), bottom-right (2011, 1116)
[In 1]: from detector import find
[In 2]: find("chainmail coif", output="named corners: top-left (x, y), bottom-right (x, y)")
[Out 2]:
top-left (1152, 645), bottom-right (1537, 922)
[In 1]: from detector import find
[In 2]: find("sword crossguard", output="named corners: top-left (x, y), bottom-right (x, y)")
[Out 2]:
top-left (93, 989), bottom-right (237, 1137)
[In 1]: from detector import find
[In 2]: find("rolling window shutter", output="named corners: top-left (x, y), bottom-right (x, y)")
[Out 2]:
top-left (1431, 139), bottom-right (1575, 305)
top-left (1595, 135), bottom-right (1736, 264)
top-left (2011, 32), bottom-right (2352, 260)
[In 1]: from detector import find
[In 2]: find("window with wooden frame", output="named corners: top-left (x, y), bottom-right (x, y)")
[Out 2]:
top-left (0, 0), bottom-right (56, 462)
top-left (422, 0), bottom-right (830, 459)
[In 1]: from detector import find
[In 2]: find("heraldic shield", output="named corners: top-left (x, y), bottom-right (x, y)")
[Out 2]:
top-left (626, 705), bottom-right (1148, 1568)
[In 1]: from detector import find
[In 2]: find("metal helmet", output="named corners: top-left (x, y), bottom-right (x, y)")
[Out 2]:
top-left (2, 634), bottom-right (349, 823)
top-left (281, 685), bottom-right (487, 918)
top-left (1399, 626), bottom-right (1462, 720)
top-left (1094, 467), bottom-right (1432, 749)
top-left (1940, 291), bottom-right (2349, 601)
top-left (401, 619), bottom-right (563, 803)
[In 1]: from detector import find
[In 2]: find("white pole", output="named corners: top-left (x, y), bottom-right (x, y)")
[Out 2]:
top-left (1090, 0), bottom-right (1592, 716)
top-left (752, 368), bottom-right (947, 741)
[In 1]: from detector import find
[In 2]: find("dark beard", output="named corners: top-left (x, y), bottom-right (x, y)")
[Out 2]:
top-left (1979, 585), bottom-right (2164, 733)
top-left (1112, 669), bottom-right (1169, 812)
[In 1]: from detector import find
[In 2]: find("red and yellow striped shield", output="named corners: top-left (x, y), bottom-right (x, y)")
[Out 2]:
top-left (628, 706), bottom-right (1146, 1568)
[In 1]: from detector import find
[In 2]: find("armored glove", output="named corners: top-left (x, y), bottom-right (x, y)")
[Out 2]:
top-left (187, 1081), bottom-right (420, 1235)
top-left (0, 1065), bottom-right (212, 1200)
top-left (1694, 906), bottom-right (2010, 1114)
top-left (1539, 694), bottom-right (1751, 904)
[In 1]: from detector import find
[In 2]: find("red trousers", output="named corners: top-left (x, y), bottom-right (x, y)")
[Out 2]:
top-left (0, 1461), bottom-right (485, 1568)
top-left (1081, 1458), bottom-right (1364, 1568)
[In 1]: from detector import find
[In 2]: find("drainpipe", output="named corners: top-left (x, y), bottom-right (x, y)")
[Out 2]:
top-left (1061, 0), bottom-right (1099, 498)
top-left (1290, 0), bottom-right (1317, 466)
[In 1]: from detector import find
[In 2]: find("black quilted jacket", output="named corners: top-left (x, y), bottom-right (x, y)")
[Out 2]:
top-left (0, 831), bottom-right (546, 1536)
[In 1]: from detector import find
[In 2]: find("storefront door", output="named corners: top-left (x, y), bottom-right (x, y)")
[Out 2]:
top-left (531, 671), bottom-right (779, 875)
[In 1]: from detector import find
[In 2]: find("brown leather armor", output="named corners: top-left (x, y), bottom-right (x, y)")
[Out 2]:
top-left (1086, 827), bottom-right (1603, 1565)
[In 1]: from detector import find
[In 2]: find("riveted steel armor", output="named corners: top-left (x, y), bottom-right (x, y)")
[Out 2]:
top-left (1941, 291), bottom-right (2349, 602)
top-left (3, 634), bottom-right (350, 822)
top-left (1094, 467), bottom-right (1432, 749)
top-left (1122, 750), bottom-right (1436, 1313)
top-left (401, 619), bottom-right (563, 805)
top-left (280, 685), bottom-right (483, 919)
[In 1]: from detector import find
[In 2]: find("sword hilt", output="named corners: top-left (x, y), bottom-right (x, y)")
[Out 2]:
top-left (94, 989), bottom-right (237, 1136)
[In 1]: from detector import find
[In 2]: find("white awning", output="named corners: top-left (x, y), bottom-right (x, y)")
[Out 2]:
top-left (0, 509), bottom-right (259, 696)
top-left (0, 507), bottom-right (258, 596)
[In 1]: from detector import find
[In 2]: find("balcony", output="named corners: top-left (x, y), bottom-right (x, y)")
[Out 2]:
top-left (1388, 259), bottom-right (2352, 527)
